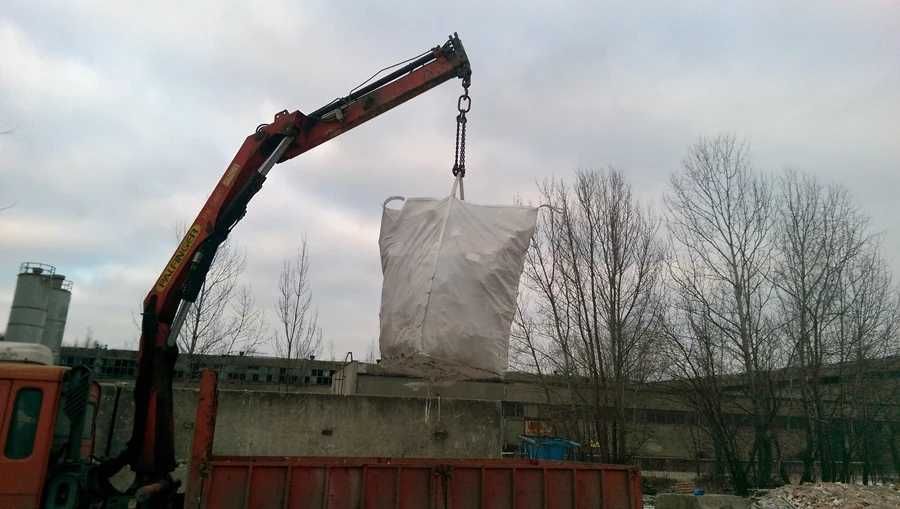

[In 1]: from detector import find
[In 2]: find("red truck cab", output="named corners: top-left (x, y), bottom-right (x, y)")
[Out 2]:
top-left (0, 344), bottom-right (100, 509)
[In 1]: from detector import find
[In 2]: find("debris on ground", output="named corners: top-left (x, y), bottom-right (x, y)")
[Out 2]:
top-left (751, 483), bottom-right (900, 509)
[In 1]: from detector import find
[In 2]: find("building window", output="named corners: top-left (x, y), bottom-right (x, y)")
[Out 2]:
top-left (5, 388), bottom-right (43, 459)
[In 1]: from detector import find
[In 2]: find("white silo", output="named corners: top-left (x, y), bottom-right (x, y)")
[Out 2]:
top-left (41, 273), bottom-right (72, 356)
top-left (4, 263), bottom-right (73, 358)
top-left (5, 263), bottom-right (54, 343)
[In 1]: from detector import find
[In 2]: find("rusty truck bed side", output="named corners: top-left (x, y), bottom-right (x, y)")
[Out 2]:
top-left (196, 456), bottom-right (641, 509)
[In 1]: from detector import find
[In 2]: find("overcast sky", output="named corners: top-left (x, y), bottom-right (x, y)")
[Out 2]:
top-left (1, 1), bottom-right (898, 358)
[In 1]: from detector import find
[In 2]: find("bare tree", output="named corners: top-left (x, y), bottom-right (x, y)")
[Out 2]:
top-left (510, 297), bottom-right (553, 379)
top-left (175, 228), bottom-right (264, 373)
top-left (772, 171), bottom-right (868, 481)
top-left (664, 135), bottom-right (782, 493)
top-left (221, 287), bottom-right (266, 355)
top-left (661, 298), bottom-right (746, 487)
top-left (833, 243), bottom-right (900, 483)
top-left (770, 171), bottom-right (900, 483)
top-left (274, 239), bottom-right (323, 360)
top-left (509, 295), bottom-right (556, 403)
top-left (518, 168), bottom-right (665, 463)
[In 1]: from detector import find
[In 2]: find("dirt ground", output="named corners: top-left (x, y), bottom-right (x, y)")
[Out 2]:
top-left (751, 483), bottom-right (900, 509)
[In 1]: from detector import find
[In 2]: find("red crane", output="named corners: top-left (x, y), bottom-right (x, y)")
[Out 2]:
top-left (102, 34), bottom-right (471, 505)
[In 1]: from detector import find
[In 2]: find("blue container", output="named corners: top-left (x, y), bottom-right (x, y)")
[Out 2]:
top-left (519, 436), bottom-right (580, 460)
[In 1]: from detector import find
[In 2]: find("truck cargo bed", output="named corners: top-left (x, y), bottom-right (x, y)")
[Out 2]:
top-left (195, 456), bottom-right (642, 509)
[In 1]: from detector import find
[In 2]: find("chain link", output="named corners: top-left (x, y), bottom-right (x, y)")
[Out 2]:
top-left (452, 79), bottom-right (471, 178)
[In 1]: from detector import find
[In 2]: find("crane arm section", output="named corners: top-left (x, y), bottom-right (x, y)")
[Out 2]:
top-left (121, 34), bottom-right (470, 495)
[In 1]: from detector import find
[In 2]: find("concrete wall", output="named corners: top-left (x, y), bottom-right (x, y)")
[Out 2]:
top-left (214, 390), bottom-right (503, 458)
top-left (94, 383), bottom-right (504, 484)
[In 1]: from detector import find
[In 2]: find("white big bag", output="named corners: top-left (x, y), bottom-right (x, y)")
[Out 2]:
top-left (377, 185), bottom-right (538, 380)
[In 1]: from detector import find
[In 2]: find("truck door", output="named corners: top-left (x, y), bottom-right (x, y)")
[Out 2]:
top-left (0, 379), bottom-right (59, 509)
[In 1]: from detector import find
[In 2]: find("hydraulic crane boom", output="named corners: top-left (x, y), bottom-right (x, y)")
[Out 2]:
top-left (115, 34), bottom-right (470, 503)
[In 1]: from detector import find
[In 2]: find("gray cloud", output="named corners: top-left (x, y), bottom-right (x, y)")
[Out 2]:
top-left (2, 1), bottom-right (898, 357)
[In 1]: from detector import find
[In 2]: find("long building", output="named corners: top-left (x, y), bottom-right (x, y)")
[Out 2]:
top-left (59, 345), bottom-right (343, 392)
top-left (61, 346), bottom-right (900, 481)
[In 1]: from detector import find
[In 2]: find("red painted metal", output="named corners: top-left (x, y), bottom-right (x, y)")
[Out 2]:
top-left (186, 364), bottom-right (642, 509)
top-left (195, 457), bottom-right (641, 509)
top-left (0, 368), bottom-right (64, 509)
top-left (186, 369), bottom-right (219, 508)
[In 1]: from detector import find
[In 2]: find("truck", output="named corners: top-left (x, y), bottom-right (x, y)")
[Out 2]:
top-left (0, 342), bottom-right (102, 508)
top-left (0, 34), bottom-right (644, 508)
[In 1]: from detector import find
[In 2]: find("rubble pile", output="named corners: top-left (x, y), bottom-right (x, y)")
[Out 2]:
top-left (752, 483), bottom-right (900, 509)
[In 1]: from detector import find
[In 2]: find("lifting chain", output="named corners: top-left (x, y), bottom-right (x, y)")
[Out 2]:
top-left (451, 76), bottom-right (471, 179)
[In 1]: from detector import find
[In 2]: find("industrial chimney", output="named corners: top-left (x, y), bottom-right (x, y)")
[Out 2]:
top-left (4, 262), bottom-right (73, 359)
